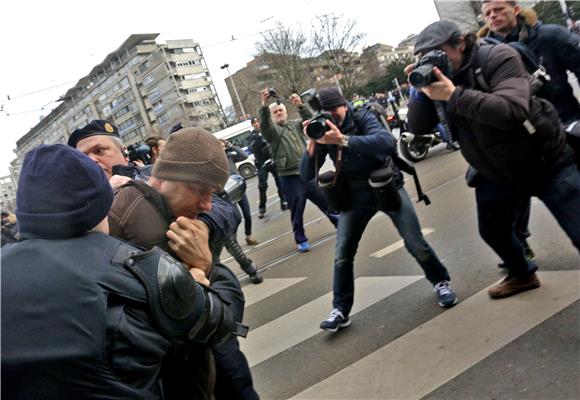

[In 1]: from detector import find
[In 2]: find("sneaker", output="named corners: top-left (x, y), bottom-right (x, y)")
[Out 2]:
top-left (249, 271), bottom-right (264, 284)
top-left (434, 280), bottom-right (458, 308)
top-left (245, 235), bottom-right (259, 245)
top-left (319, 309), bottom-right (351, 332)
top-left (446, 142), bottom-right (460, 151)
top-left (297, 241), bottom-right (310, 252)
top-left (488, 273), bottom-right (540, 299)
top-left (280, 201), bottom-right (289, 211)
top-left (258, 207), bottom-right (266, 219)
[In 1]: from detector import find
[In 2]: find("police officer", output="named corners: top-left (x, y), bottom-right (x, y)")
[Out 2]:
top-left (1, 144), bottom-right (236, 399)
top-left (301, 87), bottom-right (457, 333)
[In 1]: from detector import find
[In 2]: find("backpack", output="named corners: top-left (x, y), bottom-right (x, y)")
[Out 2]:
top-left (475, 37), bottom-right (551, 98)
top-left (351, 103), bottom-right (431, 205)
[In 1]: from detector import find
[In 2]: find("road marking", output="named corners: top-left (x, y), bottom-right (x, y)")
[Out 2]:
top-left (370, 228), bottom-right (435, 258)
top-left (293, 271), bottom-right (580, 400)
top-left (243, 278), bottom-right (307, 307)
top-left (241, 276), bottom-right (422, 367)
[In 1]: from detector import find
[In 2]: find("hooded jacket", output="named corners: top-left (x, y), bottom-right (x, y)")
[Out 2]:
top-left (478, 8), bottom-right (580, 123)
top-left (407, 42), bottom-right (573, 189)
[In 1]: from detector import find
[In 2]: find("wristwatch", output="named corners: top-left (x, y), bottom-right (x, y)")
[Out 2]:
top-left (341, 134), bottom-right (350, 147)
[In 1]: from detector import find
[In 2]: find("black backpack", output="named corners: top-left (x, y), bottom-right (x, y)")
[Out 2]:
top-left (475, 37), bottom-right (551, 98)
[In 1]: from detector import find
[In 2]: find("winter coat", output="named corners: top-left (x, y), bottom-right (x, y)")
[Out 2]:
top-left (407, 43), bottom-right (573, 189)
top-left (247, 129), bottom-right (272, 167)
top-left (478, 8), bottom-right (580, 123)
top-left (300, 103), bottom-right (398, 181)
top-left (259, 105), bottom-right (312, 176)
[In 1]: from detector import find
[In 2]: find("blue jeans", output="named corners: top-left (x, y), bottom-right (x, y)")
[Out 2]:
top-left (333, 181), bottom-right (450, 315)
top-left (280, 175), bottom-right (339, 244)
top-left (475, 164), bottom-right (580, 278)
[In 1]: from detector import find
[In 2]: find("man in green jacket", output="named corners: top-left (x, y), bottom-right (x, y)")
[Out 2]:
top-left (259, 88), bottom-right (338, 252)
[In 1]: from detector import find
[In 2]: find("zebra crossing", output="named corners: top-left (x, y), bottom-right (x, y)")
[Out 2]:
top-left (240, 271), bottom-right (580, 399)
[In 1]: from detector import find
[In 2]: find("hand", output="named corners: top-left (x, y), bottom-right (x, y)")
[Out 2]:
top-left (420, 67), bottom-right (456, 102)
top-left (190, 268), bottom-right (210, 287)
top-left (316, 120), bottom-right (344, 145)
top-left (167, 217), bottom-right (212, 274)
top-left (289, 93), bottom-right (302, 107)
top-left (109, 175), bottom-right (132, 189)
top-left (404, 63), bottom-right (416, 77)
top-left (260, 88), bottom-right (270, 105)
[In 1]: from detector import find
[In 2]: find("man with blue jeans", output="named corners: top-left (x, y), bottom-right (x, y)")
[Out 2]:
top-left (259, 88), bottom-right (338, 252)
top-left (301, 87), bottom-right (457, 332)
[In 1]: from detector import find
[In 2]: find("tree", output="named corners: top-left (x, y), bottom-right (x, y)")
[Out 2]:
top-left (255, 22), bottom-right (314, 97)
top-left (533, 1), bottom-right (578, 26)
top-left (311, 14), bottom-right (366, 98)
top-left (355, 54), bottom-right (414, 96)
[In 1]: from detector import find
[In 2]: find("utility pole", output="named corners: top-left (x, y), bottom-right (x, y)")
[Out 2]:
top-left (221, 64), bottom-right (246, 121)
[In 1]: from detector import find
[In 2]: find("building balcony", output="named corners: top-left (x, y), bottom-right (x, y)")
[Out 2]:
top-left (180, 78), bottom-right (211, 90)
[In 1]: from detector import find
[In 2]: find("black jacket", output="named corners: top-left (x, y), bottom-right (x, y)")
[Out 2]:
top-left (408, 43), bottom-right (573, 189)
top-left (480, 9), bottom-right (580, 123)
top-left (1, 233), bottom-right (234, 400)
top-left (247, 129), bottom-right (271, 167)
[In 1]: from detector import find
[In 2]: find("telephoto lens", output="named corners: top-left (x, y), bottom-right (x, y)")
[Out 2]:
top-left (306, 119), bottom-right (328, 140)
top-left (318, 170), bottom-right (350, 212)
top-left (369, 167), bottom-right (401, 212)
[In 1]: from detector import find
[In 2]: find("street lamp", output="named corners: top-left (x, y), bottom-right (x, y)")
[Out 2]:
top-left (221, 63), bottom-right (246, 120)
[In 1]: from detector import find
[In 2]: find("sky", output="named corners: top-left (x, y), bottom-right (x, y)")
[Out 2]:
top-left (0, 0), bottom-right (440, 177)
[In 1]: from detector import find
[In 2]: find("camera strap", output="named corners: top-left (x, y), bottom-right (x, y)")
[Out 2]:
top-left (315, 146), bottom-right (343, 187)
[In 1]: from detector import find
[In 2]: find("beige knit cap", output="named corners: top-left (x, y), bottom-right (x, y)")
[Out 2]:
top-left (152, 127), bottom-right (229, 190)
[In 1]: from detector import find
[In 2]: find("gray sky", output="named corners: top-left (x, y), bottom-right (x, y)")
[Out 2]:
top-left (0, 0), bottom-right (440, 177)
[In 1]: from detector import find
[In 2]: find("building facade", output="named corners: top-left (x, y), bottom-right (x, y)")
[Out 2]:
top-left (0, 175), bottom-right (17, 213)
top-left (11, 34), bottom-right (224, 182)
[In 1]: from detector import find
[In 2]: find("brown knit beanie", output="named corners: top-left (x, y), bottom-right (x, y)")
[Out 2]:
top-left (152, 127), bottom-right (229, 190)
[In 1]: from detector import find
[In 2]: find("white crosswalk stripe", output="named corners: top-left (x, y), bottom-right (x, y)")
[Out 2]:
top-left (241, 276), bottom-right (422, 367)
top-left (290, 271), bottom-right (580, 399)
top-left (243, 278), bottom-right (307, 307)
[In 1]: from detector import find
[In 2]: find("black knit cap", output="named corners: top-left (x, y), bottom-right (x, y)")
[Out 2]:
top-left (67, 120), bottom-right (120, 148)
top-left (414, 20), bottom-right (462, 55)
top-left (318, 87), bottom-right (347, 111)
top-left (16, 144), bottom-right (113, 239)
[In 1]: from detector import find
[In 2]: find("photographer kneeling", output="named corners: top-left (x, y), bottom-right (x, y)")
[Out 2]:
top-left (301, 87), bottom-right (457, 333)
top-left (406, 21), bottom-right (580, 299)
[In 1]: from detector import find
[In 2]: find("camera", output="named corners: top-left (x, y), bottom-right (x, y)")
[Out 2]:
top-left (409, 49), bottom-right (451, 88)
top-left (267, 87), bottom-right (282, 105)
top-left (127, 142), bottom-right (152, 165)
top-left (262, 158), bottom-right (276, 172)
top-left (306, 111), bottom-right (337, 140)
top-left (318, 170), bottom-right (351, 212)
top-left (299, 88), bottom-right (338, 140)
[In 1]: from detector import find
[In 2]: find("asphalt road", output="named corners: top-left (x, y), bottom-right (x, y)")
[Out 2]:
top-left (222, 143), bottom-right (579, 400)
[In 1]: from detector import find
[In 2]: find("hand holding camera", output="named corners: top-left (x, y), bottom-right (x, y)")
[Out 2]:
top-left (406, 49), bottom-right (456, 101)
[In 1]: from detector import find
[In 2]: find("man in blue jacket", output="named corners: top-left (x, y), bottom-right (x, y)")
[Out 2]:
top-left (301, 87), bottom-right (457, 333)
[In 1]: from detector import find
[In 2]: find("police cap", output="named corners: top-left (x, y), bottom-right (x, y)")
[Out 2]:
top-left (67, 120), bottom-right (120, 148)
top-left (414, 20), bottom-right (462, 55)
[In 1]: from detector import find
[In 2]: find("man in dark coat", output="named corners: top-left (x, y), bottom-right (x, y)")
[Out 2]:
top-left (1, 145), bottom-right (236, 399)
top-left (247, 116), bottom-right (288, 218)
top-left (406, 20), bottom-right (580, 299)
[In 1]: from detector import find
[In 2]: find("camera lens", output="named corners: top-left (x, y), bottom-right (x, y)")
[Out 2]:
top-left (306, 120), bottom-right (327, 140)
top-left (409, 64), bottom-right (435, 88)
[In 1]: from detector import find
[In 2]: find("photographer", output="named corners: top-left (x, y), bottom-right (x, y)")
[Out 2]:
top-left (259, 88), bottom-right (339, 252)
top-left (301, 87), bottom-right (457, 333)
top-left (247, 116), bottom-right (288, 218)
top-left (406, 20), bottom-right (580, 299)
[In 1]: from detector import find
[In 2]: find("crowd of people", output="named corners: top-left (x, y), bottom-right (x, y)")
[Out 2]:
top-left (2, 1), bottom-right (579, 398)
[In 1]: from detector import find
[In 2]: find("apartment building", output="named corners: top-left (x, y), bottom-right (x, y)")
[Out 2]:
top-left (0, 175), bottom-right (17, 213)
top-left (11, 34), bottom-right (224, 182)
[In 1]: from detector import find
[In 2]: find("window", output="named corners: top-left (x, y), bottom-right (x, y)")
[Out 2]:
top-left (139, 60), bottom-right (150, 74)
top-left (149, 87), bottom-right (161, 102)
top-left (158, 113), bottom-right (169, 123)
top-left (152, 100), bottom-right (165, 114)
top-left (143, 74), bottom-right (155, 86)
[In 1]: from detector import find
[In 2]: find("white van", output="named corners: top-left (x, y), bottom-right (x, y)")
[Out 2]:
top-left (213, 120), bottom-right (257, 179)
